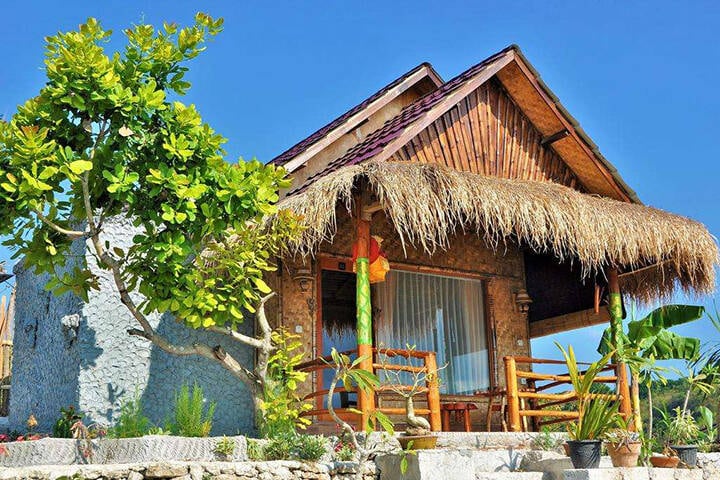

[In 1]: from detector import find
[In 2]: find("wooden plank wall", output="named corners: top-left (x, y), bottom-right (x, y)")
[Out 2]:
top-left (391, 78), bottom-right (583, 190)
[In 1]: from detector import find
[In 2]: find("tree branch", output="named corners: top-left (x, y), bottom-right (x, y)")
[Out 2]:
top-left (254, 292), bottom-right (276, 383)
top-left (256, 292), bottom-right (275, 336)
top-left (81, 119), bottom-right (108, 235)
top-left (128, 328), bottom-right (259, 389)
top-left (33, 209), bottom-right (86, 239)
top-left (206, 326), bottom-right (263, 349)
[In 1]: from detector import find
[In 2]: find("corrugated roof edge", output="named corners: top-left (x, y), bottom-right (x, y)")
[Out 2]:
top-left (507, 44), bottom-right (641, 204)
top-left (269, 61), bottom-right (444, 167)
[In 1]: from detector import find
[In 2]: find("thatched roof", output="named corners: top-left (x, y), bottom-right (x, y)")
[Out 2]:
top-left (277, 161), bottom-right (718, 302)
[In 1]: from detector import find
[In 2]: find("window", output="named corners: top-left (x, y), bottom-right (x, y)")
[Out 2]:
top-left (374, 270), bottom-right (489, 394)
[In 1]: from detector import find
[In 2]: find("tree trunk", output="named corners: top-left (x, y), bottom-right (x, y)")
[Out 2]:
top-left (647, 384), bottom-right (653, 441)
top-left (682, 386), bottom-right (692, 416)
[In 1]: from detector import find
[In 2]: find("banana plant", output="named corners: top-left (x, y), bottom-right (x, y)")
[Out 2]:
top-left (597, 304), bottom-right (704, 433)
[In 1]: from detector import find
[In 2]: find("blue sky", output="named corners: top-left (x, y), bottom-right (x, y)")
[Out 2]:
top-left (1, 1), bottom-right (720, 365)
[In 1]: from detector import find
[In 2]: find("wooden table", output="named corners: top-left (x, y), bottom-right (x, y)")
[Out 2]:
top-left (440, 402), bottom-right (478, 432)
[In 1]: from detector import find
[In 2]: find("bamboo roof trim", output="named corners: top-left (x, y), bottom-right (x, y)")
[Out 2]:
top-left (276, 161), bottom-right (718, 302)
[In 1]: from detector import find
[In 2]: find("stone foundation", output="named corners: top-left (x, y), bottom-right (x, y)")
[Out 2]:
top-left (0, 436), bottom-right (248, 468)
top-left (0, 460), bottom-right (377, 480)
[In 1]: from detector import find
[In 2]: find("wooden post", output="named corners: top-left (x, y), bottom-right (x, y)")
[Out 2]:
top-left (425, 352), bottom-right (442, 431)
top-left (355, 200), bottom-right (375, 430)
top-left (616, 362), bottom-right (632, 421)
top-left (607, 268), bottom-right (633, 425)
top-left (504, 356), bottom-right (521, 432)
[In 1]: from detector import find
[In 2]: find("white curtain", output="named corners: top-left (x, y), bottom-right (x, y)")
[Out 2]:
top-left (374, 270), bottom-right (489, 394)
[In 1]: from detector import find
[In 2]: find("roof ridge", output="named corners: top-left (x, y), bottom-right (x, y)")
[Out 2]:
top-left (270, 62), bottom-right (442, 166)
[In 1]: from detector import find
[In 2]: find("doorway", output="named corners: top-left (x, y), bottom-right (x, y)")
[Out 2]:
top-left (320, 267), bottom-right (357, 408)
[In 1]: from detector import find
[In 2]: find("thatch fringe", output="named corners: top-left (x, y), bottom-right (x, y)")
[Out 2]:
top-left (277, 161), bottom-right (718, 302)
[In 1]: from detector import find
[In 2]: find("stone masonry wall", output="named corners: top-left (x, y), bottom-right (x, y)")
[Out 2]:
top-left (9, 217), bottom-right (256, 435)
top-left (8, 239), bottom-right (86, 432)
top-left (0, 460), bottom-right (377, 480)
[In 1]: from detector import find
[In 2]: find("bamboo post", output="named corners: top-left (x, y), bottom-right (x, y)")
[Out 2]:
top-left (504, 356), bottom-right (521, 432)
top-left (425, 352), bottom-right (442, 431)
top-left (355, 200), bottom-right (375, 430)
top-left (607, 268), bottom-right (633, 424)
top-left (607, 269), bottom-right (623, 357)
top-left (615, 362), bottom-right (632, 421)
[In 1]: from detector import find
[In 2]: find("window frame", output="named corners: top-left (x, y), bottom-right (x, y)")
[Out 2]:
top-left (316, 254), bottom-right (498, 394)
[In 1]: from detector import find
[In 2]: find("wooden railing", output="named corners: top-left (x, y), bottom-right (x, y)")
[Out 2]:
top-left (297, 347), bottom-right (442, 431)
top-left (504, 355), bottom-right (631, 432)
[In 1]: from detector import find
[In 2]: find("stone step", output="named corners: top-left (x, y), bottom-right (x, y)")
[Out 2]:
top-left (475, 473), bottom-right (545, 480)
top-left (376, 449), bottom-right (542, 480)
top-left (563, 467), bottom-right (703, 480)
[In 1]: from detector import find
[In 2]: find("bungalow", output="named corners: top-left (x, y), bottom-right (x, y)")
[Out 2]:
top-left (6, 45), bottom-right (717, 435)
top-left (264, 45), bottom-right (718, 432)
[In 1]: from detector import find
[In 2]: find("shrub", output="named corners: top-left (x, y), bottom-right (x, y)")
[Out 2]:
top-left (259, 329), bottom-right (312, 438)
top-left (214, 436), bottom-right (236, 459)
top-left (334, 440), bottom-right (356, 461)
top-left (247, 438), bottom-right (266, 461)
top-left (663, 406), bottom-right (700, 445)
top-left (263, 433), bottom-right (295, 460)
top-left (169, 383), bottom-right (216, 437)
top-left (263, 433), bottom-right (327, 461)
top-left (53, 406), bottom-right (83, 438)
top-left (295, 434), bottom-right (327, 461)
top-left (109, 394), bottom-right (151, 438)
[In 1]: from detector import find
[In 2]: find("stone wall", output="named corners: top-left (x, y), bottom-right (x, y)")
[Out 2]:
top-left (0, 460), bottom-right (377, 480)
top-left (8, 240), bottom-right (85, 434)
top-left (9, 217), bottom-right (256, 435)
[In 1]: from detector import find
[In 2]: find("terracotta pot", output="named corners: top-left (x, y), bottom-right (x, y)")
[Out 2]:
top-left (397, 435), bottom-right (437, 450)
top-left (562, 442), bottom-right (570, 456)
top-left (607, 441), bottom-right (641, 467)
top-left (650, 455), bottom-right (680, 468)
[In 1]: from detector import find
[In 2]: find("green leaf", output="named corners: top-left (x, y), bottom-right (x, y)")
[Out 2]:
top-left (253, 277), bottom-right (272, 294)
top-left (229, 304), bottom-right (243, 320)
top-left (68, 160), bottom-right (94, 174)
top-left (374, 411), bottom-right (395, 436)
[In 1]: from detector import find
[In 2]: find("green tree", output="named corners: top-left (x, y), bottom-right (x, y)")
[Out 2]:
top-left (0, 14), bottom-right (300, 419)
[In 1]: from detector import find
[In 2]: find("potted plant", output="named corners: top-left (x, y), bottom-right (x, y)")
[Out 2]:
top-left (656, 363), bottom-right (717, 467)
top-left (377, 346), bottom-right (446, 450)
top-left (558, 343), bottom-right (618, 469)
top-left (649, 446), bottom-right (681, 468)
top-left (604, 415), bottom-right (641, 467)
top-left (664, 407), bottom-right (700, 467)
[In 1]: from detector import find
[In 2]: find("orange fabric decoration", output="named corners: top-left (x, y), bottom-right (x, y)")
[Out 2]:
top-left (352, 236), bottom-right (390, 283)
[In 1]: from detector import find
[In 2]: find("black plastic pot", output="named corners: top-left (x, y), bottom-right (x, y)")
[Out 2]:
top-left (567, 440), bottom-right (602, 469)
top-left (670, 445), bottom-right (698, 467)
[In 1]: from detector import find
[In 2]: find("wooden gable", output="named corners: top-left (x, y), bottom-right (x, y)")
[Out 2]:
top-left (389, 78), bottom-right (583, 190)
top-left (279, 46), bottom-right (638, 203)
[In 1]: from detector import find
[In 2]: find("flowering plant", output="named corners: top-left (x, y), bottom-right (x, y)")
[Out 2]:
top-left (334, 435), bottom-right (357, 461)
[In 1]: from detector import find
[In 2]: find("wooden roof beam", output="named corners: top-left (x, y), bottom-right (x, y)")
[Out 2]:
top-left (541, 129), bottom-right (570, 146)
top-left (497, 55), bottom-right (637, 203)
